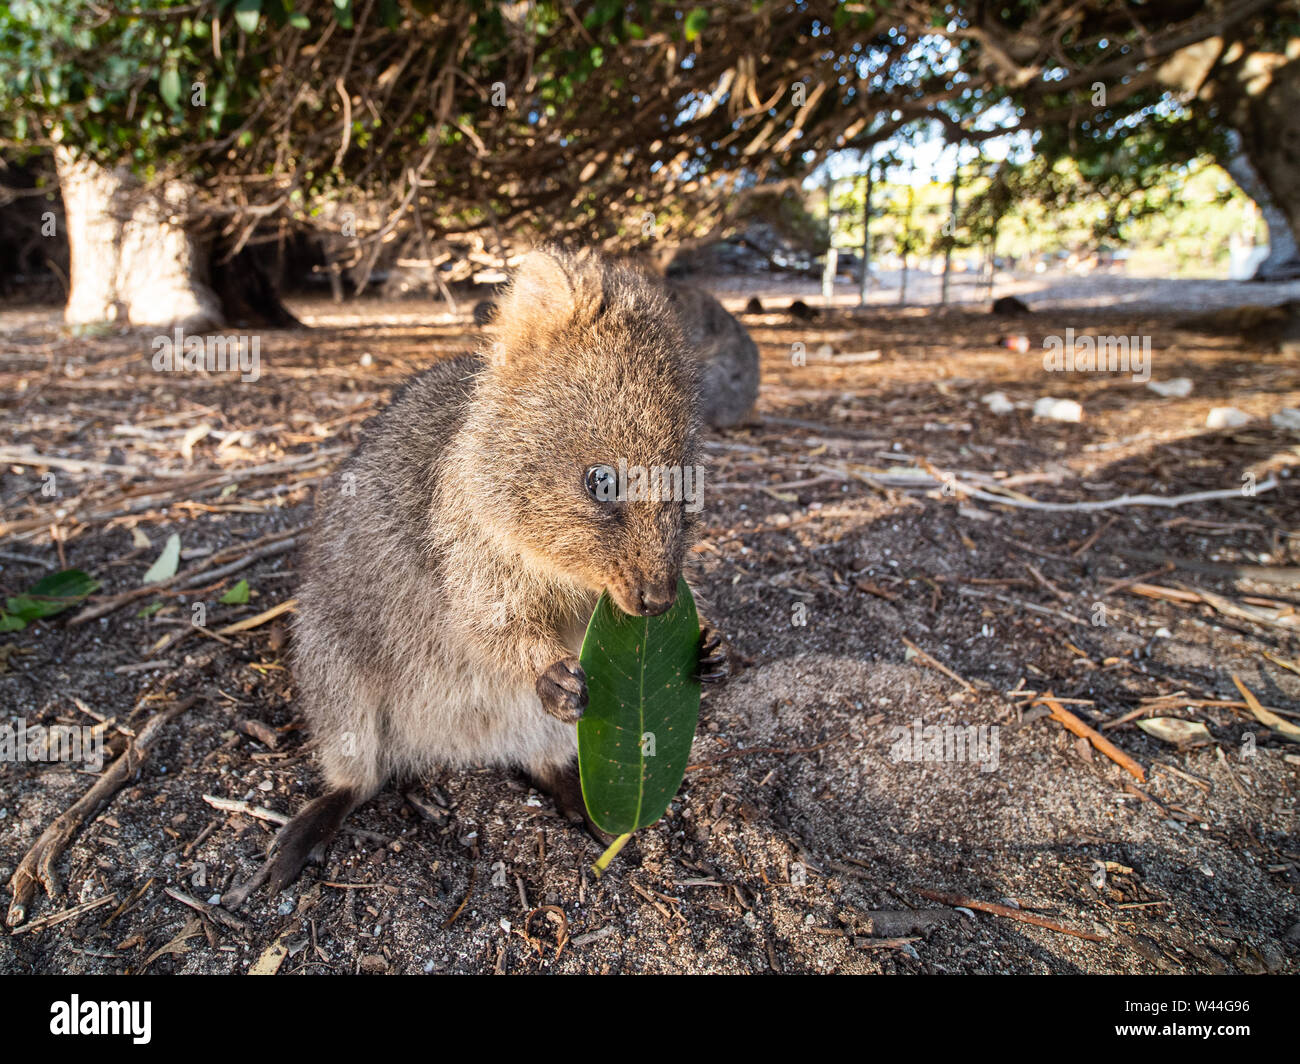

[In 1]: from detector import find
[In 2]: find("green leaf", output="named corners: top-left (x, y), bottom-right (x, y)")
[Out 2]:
top-left (2, 568), bottom-right (100, 628)
top-left (234, 0), bottom-right (262, 34)
top-left (137, 601), bottom-right (164, 618)
top-left (683, 8), bottom-right (708, 42)
top-left (577, 578), bottom-right (702, 836)
top-left (142, 533), bottom-right (181, 584)
top-left (159, 64), bottom-right (181, 110)
top-left (220, 578), bottom-right (250, 605)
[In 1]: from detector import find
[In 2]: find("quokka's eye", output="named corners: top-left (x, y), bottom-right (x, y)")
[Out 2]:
top-left (585, 464), bottom-right (618, 502)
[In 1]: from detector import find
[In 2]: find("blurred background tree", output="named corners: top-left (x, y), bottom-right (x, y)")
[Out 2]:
top-left (0, 0), bottom-right (1294, 327)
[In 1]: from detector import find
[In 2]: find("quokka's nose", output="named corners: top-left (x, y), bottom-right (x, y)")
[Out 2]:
top-left (636, 584), bottom-right (677, 616)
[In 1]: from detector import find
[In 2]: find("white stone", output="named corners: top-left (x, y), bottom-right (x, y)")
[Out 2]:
top-left (1146, 377), bottom-right (1193, 398)
top-left (1206, 406), bottom-right (1250, 429)
top-left (981, 391), bottom-right (1015, 415)
top-left (1033, 397), bottom-right (1083, 422)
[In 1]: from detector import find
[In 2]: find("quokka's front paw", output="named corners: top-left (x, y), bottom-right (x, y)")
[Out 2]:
top-left (537, 657), bottom-right (588, 722)
top-left (696, 625), bottom-right (729, 684)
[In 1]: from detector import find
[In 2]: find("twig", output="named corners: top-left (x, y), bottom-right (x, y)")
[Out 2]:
top-left (7, 697), bottom-right (196, 927)
top-left (68, 530), bottom-right (299, 626)
top-left (201, 794), bottom-right (288, 825)
top-left (1034, 694), bottom-right (1146, 782)
top-left (163, 886), bottom-right (249, 934)
top-left (1116, 548), bottom-right (1300, 587)
top-left (1025, 563), bottom-right (1070, 602)
top-left (1231, 674), bottom-right (1300, 743)
top-left (200, 793), bottom-right (390, 844)
top-left (215, 597), bottom-right (297, 636)
top-left (687, 730), bottom-right (850, 769)
top-left (0, 550), bottom-right (58, 570)
top-left (933, 470), bottom-right (1277, 512)
top-left (916, 889), bottom-right (1106, 943)
top-left (0, 448), bottom-right (190, 478)
top-left (9, 892), bottom-right (118, 936)
top-left (901, 636), bottom-right (975, 692)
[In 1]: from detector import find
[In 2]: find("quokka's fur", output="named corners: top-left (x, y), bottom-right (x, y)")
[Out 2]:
top-left (263, 247), bottom-right (725, 895)
top-left (472, 273), bottom-right (759, 428)
top-left (662, 281), bottom-right (760, 427)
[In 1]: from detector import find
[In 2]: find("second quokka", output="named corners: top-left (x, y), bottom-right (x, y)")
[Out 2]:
top-left (260, 247), bottom-right (728, 895)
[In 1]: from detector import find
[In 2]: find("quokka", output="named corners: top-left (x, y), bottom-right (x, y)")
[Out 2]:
top-left (259, 247), bottom-right (728, 895)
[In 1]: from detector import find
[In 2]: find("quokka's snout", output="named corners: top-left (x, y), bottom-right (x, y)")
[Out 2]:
top-left (609, 573), bottom-right (678, 617)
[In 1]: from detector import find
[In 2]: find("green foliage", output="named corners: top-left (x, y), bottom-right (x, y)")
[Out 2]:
top-left (830, 153), bottom-right (1257, 278)
top-left (0, 1), bottom-right (1283, 261)
top-left (577, 579), bottom-right (702, 837)
top-left (0, 569), bottom-right (99, 631)
top-left (219, 578), bottom-right (251, 604)
top-left (0, 0), bottom-right (674, 232)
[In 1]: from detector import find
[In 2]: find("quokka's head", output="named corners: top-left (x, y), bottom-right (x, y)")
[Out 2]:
top-left (466, 246), bottom-right (701, 617)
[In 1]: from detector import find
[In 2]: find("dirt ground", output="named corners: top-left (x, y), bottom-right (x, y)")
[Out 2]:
top-left (1, 271), bottom-right (1299, 974)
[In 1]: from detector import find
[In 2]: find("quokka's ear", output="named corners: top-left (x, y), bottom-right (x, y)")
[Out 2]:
top-left (497, 246), bottom-right (605, 348)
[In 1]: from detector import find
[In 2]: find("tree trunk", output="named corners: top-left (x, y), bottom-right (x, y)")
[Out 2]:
top-left (54, 148), bottom-right (299, 329)
top-left (1221, 133), bottom-right (1300, 280)
top-left (941, 149), bottom-right (960, 306)
top-left (55, 148), bottom-right (221, 330)
top-left (1218, 51), bottom-right (1300, 280)
top-left (1160, 40), bottom-right (1300, 281)
top-left (859, 154), bottom-right (872, 306)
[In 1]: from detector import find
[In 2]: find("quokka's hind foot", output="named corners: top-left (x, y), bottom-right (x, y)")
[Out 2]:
top-left (528, 760), bottom-right (614, 846)
top-left (264, 787), bottom-right (360, 897)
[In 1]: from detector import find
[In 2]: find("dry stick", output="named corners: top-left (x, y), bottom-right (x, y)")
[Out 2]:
top-left (1072, 516), bottom-right (1117, 557)
top-left (1034, 694), bottom-right (1146, 783)
top-left (9, 893), bottom-right (119, 936)
top-left (1125, 582), bottom-right (1300, 632)
top-left (1101, 565), bottom-right (1174, 597)
top-left (6, 697), bottom-right (196, 927)
top-left (858, 936), bottom-right (923, 950)
top-left (1116, 548), bottom-right (1300, 587)
top-left (201, 795), bottom-right (288, 825)
top-left (163, 886), bottom-right (250, 934)
top-left (0, 448), bottom-right (192, 478)
top-left (69, 532), bottom-right (299, 626)
top-left (442, 861), bottom-right (478, 930)
top-left (215, 597), bottom-right (297, 636)
top-left (955, 585), bottom-right (1124, 636)
top-left (1025, 562), bottom-right (1070, 602)
top-left (901, 636), bottom-right (976, 692)
top-left (0, 449), bottom-right (342, 541)
top-left (200, 793), bottom-right (389, 845)
top-left (1098, 693), bottom-right (1300, 735)
top-left (934, 471), bottom-right (1278, 513)
top-left (1231, 674), bottom-right (1300, 743)
top-left (687, 730), bottom-right (850, 770)
top-left (916, 889), bottom-right (1106, 943)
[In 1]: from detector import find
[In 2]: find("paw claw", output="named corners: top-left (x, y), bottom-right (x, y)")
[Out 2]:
top-left (537, 657), bottom-right (588, 722)
top-left (695, 626), bottom-right (730, 684)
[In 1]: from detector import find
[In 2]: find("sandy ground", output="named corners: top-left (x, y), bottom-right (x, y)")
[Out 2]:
top-left (1, 270), bottom-right (1298, 974)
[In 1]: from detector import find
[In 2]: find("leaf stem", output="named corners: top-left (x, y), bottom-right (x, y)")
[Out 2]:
top-left (591, 832), bottom-right (633, 878)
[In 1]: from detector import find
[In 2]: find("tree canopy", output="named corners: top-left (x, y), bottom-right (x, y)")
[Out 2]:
top-left (1, 1), bottom-right (1294, 280)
